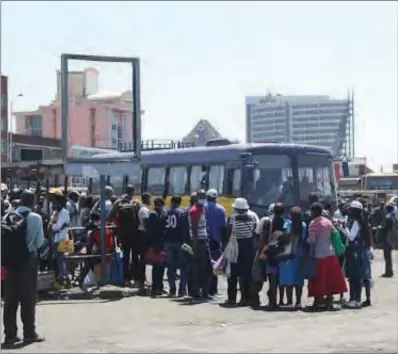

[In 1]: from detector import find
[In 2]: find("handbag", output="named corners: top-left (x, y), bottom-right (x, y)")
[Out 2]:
top-left (251, 252), bottom-right (267, 282)
top-left (213, 254), bottom-right (227, 276)
top-left (301, 244), bottom-right (317, 280)
top-left (145, 248), bottom-right (167, 265)
top-left (57, 239), bottom-right (75, 254)
top-left (331, 229), bottom-right (346, 256)
top-left (274, 232), bottom-right (299, 262)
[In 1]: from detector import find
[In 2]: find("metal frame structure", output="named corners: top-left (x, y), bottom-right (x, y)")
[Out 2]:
top-left (61, 53), bottom-right (142, 284)
top-left (61, 53), bottom-right (142, 159)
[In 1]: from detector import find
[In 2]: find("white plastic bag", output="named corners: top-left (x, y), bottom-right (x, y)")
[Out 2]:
top-left (225, 261), bottom-right (232, 278)
top-left (224, 234), bottom-right (239, 263)
top-left (83, 270), bottom-right (97, 287)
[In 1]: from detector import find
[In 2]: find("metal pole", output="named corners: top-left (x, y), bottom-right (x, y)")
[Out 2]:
top-left (351, 89), bottom-right (355, 158)
top-left (8, 100), bottom-right (13, 162)
top-left (61, 54), bottom-right (69, 159)
top-left (132, 59), bottom-right (141, 159)
top-left (99, 174), bottom-right (107, 285)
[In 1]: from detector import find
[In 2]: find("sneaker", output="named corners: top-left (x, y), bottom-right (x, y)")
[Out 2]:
top-left (177, 291), bottom-right (186, 298)
top-left (3, 336), bottom-right (21, 346)
top-left (344, 300), bottom-right (361, 309)
top-left (23, 333), bottom-right (45, 344)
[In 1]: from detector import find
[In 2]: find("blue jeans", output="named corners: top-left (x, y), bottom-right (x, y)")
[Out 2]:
top-left (165, 243), bottom-right (187, 295)
top-left (54, 242), bottom-right (67, 283)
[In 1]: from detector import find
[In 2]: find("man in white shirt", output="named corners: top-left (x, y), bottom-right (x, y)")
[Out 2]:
top-left (135, 192), bottom-right (151, 291)
top-left (51, 194), bottom-right (71, 288)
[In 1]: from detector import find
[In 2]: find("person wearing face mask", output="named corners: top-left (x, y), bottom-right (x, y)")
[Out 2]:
top-left (187, 189), bottom-right (212, 300)
top-left (49, 190), bottom-right (70, 290)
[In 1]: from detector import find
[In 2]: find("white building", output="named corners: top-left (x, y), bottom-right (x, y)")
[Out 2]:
top-left (245, 93), bottom-right (354, 158)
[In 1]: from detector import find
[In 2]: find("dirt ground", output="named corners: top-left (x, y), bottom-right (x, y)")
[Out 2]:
top-left (1, 250), bottom-right (397, 353)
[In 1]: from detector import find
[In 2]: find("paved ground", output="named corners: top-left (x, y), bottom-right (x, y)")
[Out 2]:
top-left (1, 250), bottom-right (397, 353)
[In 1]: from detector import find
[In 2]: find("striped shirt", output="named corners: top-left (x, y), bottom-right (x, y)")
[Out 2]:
top-left (230, 213), bottom-right (257, 239)
top-left (188, 205), bottom-right (208, 240)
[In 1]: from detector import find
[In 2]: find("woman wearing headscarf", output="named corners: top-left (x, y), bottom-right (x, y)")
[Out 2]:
top-left (307, 202), bottom-right (347, 310)
top-left (279, 206), bottom-right (307, 309)
top-left (225, 198), bottom-right (257, 306)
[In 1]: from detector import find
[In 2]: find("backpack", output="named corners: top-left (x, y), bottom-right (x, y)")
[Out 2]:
top-left (1, 211), bottom-right (30, 268)
top-left (117, 201), bottom-right (139, 236)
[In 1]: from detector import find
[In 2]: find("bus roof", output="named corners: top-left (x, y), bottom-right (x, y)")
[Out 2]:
top-left (92, 143), bottom-right (332, 165)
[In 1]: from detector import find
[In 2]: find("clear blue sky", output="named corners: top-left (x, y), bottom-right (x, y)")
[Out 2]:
top-left (2, 1), bottom-right (397, 170)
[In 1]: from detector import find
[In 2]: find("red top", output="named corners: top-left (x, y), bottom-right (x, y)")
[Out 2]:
top-left (92, 223), bottom-right (115, 263)
top-left (188, 205), bottom-right (202, 224)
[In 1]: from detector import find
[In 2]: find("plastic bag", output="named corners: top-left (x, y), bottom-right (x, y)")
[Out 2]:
top-left (224, 234), bottom-right (239, 263)
top-left (225, 262), bottom-right (232, 278)
top-left (83, 270), bottom-right (97, 287)
top-left (213, 254), bottom-right (227, 276)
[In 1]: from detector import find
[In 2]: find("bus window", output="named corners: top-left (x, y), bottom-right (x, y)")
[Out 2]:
top-left (232, 169), bottom-right (241, 197)
top-left (91, 177), bottom-right (100, 195)
top-left (169, 166), bottom-right (188, 195)
top-left (128, 169), bottom-right (142, 194)
top-left (297, 154), bottom-right (335, 205)
top-left (110, 176), bottom-right (124, 195)
top-left (227, 168), bottom-right (241, 197)
top-left (190, 165), bottom-right (208, 192)
top-left (147, 167), bottom-right (166, 195)
top-left (249, 154), bottom-right (293, 207)
top-left (208, 165), bottom-right (225, 195)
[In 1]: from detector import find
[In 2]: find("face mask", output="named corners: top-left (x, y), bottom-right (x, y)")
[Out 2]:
top-left (52, 204), bottom-right (60, 211)
top-left (198, 199), bottom-right (206, 206)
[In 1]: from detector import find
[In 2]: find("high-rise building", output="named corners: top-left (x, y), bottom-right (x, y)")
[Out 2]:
top-left (245, 93), bottom-right (354, 158)
top-left (1, 75), bottom-right (8, 163)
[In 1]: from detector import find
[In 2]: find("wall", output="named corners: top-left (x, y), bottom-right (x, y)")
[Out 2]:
top-left (55, 67), bottom-right (99, 102)
top-left (1, 75), bottom-right (8, 162)
top-left (10, 133), bottom-right (61, 162)
top-left (15, 101), bottom-right (133, 150)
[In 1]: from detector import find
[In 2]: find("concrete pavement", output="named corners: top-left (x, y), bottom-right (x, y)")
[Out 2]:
top-left (1, 250), bottom-right (397, 353)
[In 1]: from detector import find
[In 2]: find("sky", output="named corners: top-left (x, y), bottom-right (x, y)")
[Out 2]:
top-left (2, 1), bottom-right (397, 171)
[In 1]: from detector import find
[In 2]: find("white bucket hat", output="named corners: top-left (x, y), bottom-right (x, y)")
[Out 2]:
top-left (1, 183), bottom-right (8, 193)
top-left (206, 189), bottom-right (218, 198)
top-left (268, 203), bottom-right (275, 214)
top-left (232, 197), bottom-right (249, 210)
top-left (350, 200), bottom-right (363, 210)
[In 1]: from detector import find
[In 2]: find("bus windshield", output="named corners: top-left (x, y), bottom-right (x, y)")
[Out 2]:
top-left (365, 175), bottom-right (398, 190)
top-left (248, 154), bottom-right (294, 207)
top-left (297, 154), bottom-right (336, 207)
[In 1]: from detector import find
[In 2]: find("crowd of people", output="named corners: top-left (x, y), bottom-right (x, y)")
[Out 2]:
top-left (0, 181), bottom-right (397, 346)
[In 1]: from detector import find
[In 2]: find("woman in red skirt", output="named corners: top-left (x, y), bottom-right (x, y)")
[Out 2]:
top-left (307, 203), bottom-right (347, 310)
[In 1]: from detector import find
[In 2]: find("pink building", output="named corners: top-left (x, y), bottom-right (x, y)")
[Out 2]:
top-left (14, 68), bottom-right (134, 152)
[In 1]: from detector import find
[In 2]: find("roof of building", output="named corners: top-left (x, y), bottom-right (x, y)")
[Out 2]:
top-left (182, 119), bottom-right (223, 143)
